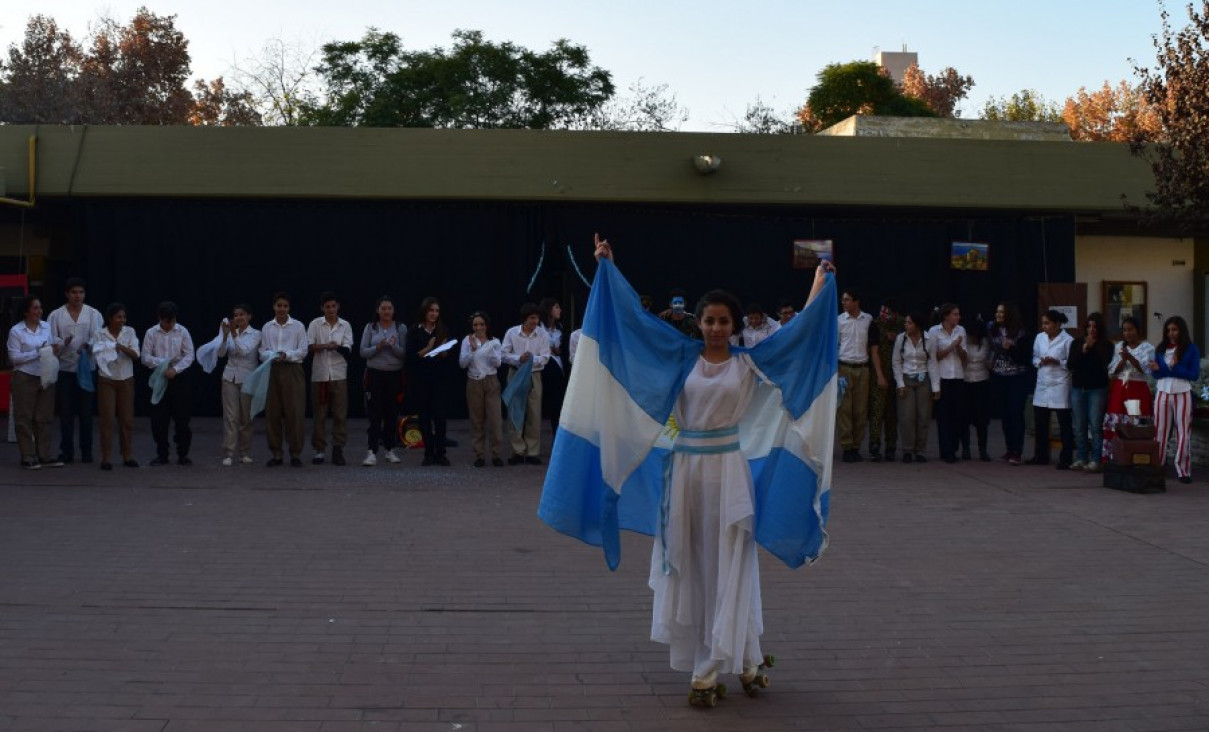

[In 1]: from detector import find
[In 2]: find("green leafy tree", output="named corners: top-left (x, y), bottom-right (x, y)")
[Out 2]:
top-left (796, 61), bottom-right (935, 132)
top-left (979, 89), bottom-right (1062, 122)
top-left (1134, 1), bottom-right (1209, 227)
top-left (302, 29), bottom-right (614, 128)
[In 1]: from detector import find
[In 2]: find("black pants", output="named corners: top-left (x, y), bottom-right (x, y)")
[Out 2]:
top-left (411, 376), bottom-right (447, 458)
top-left (1032, 406), bottom-right (1073, 465)
top-left (961, 380), bottom-right (990, 454)
top-left (365, 368), bottom-right (401, 451)
top-left (935, 378), bottom-right (966, 459)
top-left (56, 371), bottom-right (94, 460)
top-left (542, 359), bottom-right (567, 433)
top-left (150, 373), bottom-right (192, 459)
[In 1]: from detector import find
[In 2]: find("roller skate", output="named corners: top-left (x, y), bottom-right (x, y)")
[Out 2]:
top-left (739, 654), bottom-right (775, 697)
top-left (687, 674), bottom-right (727, 708)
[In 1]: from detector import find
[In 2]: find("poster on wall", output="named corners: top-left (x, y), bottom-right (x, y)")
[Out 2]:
top-left (950, 242), bottom-right (989, 271)
top-left (1103, 281), bottom-right (1148, 340)
top-left (792, 239), bottom-right (833, 269)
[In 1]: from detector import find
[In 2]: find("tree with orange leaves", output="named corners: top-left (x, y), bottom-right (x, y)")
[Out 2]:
top-left (1060, 81), bottom-right (1163, 142)
top-left (901, 63), bottom-right (974, 118)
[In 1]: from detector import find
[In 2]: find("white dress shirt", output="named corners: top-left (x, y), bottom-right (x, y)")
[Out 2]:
top-left (7, 321), bottom-right (59, 377)
top-left (47, 304), bottom-right (102, 373)
top-left (260, 317), bottom-right (309, 363)
top-left (962, 340), bottom-right (991, 383)
top-left (307, 316), bottom-right (354, 381)
top-left (837, 311), bottom-right (873, 364)
top-left (927, 323), bottom-right (968, 388)
top-left (141, 323), bottom-right (195, 372)
top-left (739, 317), bottom-right (780, 348)
top-left (459, 336), bottom-right (502, 380)
top-left (501, 325), bottom-right (550, 371)
top-left (92, 326), bottom-right (140, 381)
top-left (892, 332), bottom-right (933, 388)
top-left (218, 326), bottom-right (261, 384)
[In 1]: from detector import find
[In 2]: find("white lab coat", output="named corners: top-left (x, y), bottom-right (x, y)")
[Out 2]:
top-left (1032, 330), bottom-right (1073, 408)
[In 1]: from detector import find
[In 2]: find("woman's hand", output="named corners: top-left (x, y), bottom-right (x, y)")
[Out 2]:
top-left (897, 386), bottom-right (907, 399)
top-left (593, 232), bottom-right (613, 262)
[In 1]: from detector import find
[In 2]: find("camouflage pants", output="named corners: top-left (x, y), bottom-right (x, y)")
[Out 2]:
top-left (868, 381), bottom-right (897, 452)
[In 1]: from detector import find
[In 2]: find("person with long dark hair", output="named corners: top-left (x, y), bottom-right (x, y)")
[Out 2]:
top-left (93, 303), bottom-right (140, 470)
top-left (7, 295), bottom-right (63, 469)
top-left (927, 303), bottom-right (967, 463)
top-left (892, 311), bottom-right (933, 463)
top-left (960, 318), bottom-right (992, 462)
top-left (988, 301), bottom-right (1032, 465)
top-left (217, 303), bottom-right (260, 467)
top-left (459, 311), bottom-right (504, 467)
top-left (406, 297), bottom-right (454, 466)
top-left (1103, 316), bottom-right (1154, 465)
top-left (1066, 312), bottom-right (1113, 472)
top-left (538, 297), bottom-right (567, 434)
top-left (1148, 315), bottom-right (1200, 483)
top-left (359, 296), bottom-right (407, 466)
top-left (1027, 309), bottom-right (1074, 468)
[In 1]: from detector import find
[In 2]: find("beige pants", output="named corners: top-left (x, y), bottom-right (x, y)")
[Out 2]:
top-left (466, 375), bottom-right (503, 460)
top-left (509, 368), bottom-right (543, 457)
top-left (311, 379), bottom-right (348, 452)
top-left (836, 363), bottom-right (870, 450)
top-left (221, 380), bottom-right (254, 458)
top-left (266, 362), bottom-right (305, 459)
top-left (11, 371), bottom-right (55, 462)
top-left (97, 376), bottom-right (135, 462)
top-left (897, 379), bottom-right (934, 453)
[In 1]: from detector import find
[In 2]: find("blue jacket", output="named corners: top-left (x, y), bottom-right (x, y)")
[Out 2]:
top-left (1153, 342), bottom-right (1201, 381)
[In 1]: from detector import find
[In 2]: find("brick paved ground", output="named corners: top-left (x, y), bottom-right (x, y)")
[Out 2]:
top-left (2, 418), bottom-right (1209, 732)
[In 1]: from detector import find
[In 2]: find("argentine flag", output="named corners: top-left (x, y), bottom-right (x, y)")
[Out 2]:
top-left (538, 258), bottom-right (838, 571)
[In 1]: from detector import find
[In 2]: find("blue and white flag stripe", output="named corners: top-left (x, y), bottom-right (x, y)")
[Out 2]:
top-left (539, 258), bottom-right (837, 570)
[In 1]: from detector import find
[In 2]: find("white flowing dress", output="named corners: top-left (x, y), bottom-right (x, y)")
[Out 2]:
top-left (649, 355), bottom-right (765, 679)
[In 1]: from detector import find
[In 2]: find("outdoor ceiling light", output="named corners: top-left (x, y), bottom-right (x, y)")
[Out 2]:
top-left (693, 154), bottom-right (722, 174)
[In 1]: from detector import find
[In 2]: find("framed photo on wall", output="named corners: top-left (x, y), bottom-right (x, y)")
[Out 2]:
top-left (1102, 281), bottom-right (1148, 340)
top-left (792, 239), bottom-right (832, 269)
top-left (950, 242), bottom-right (989, 271)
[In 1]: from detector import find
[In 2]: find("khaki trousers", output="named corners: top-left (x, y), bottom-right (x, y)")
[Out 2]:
top-left (897, 379), bottom-right (933, 453)
top-left (11, 371), bottom-right (55, 462)
top-left (266, 362), bottom-right (305, 459)
top-left (836, 363), bottom-right (870, 450)
top-left (311, 379), bottom-right (348, 452)
top-left (509, 368), bottom-right (543, 457)
top-left (96, 376), bottom-right (135, 462)
top-left (221, 380), bottom-right (254, 458)
top-left (466, 375), bottom-right (503, 460)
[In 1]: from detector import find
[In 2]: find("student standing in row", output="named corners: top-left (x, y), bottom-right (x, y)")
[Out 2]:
top-left (262, 293), bottom-right (308, 467)
top-left (460, 311), bottom-right (504, 467)
top-left (407, 297), bottom-right (454, 466)
top-left (1027, 310), bottom-right (1074, 468)
top-left (7, 295), bottom-right (63, 469)
top-left (141, 301), bottom-right (195, 466)
top-left (48, 277), bottom-right (102, 464)
top-left (960, 320), bottom-right (992, 462)
top-left (360, 296), bottom-right (407, 466)
top-left (836, 289), bottom-right (874, 463)
top-left (928, 303), bottom-right (967, 463)
top-left (501, 302), bottom-right (550, 465)
top-left (218, 304), bottom-right (260, 466)
top-left (308, 292), bottom-right (353, 466)
top-left (93, 303), bottom-right (140, 470)
top-left (893, 312), bottom-right (933, 463)
top-left (1066, 313), bottom-right (1113, 472)
top-left (1150, 315), bottom-right (1200, 484)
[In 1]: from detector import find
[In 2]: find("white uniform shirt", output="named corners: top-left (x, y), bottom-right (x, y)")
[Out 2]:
top-left (307, 316), bottom-right (354, 381)
top-left (218, 326), bottom-right (261, 384)
top-left (739, 317), bottom-right (780, 348)
top-left (260, 317), bottom-right (308, 363)
top-left (6, 321), bottom-right (59, 377)
top-left (837, 311), bottom-right (873, 364)
top-left (892, 332), bottom-right (933, 388)
top-left (962, 340), bottom-right (991, 383)
top-left (1155, 345), bottom-right (1193, 394)
top-left (459, 336), bottom-right (502, 380)
top-left (141, 323), bottom-right (195, 372)
top-left (501, 325), bottom-right (550, 371)
top-left (927, 324), bottom-right (968, 391)
top-left (92, 326), bottom-right (140, 380)
top-left (47, 304), bottom-right (102, 373)
top-left (1032, 330), bottom-right (1074, 408)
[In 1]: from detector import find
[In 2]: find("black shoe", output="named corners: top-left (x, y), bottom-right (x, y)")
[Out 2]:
top-left (841, 450), bottom-right (855, 463)
top-left (868, 449), bottom-right (882, 463)
top-left (474, 458), bottom-right (486, 468)
top-left (1056, 462), bottom-right (1071, 470)
top-left (332, 448), bottom-right (346, 466)
top-left (178, 456), bottom-right (193, 466)
top-left (1179, 476), bottom-right (1192, 484)
top-left (525, 456), bottom-right (542, 465)
top-left (21, 460), bottom-right (41, 470)
top-left (942, 455), bottom-right (959, 464)
top-left (913, 453), bottom-right (927, 463)
top-left (123, 460), bottom-right (140, 468)
top-left (492, 458), bottom-right (504, 467)
top-left (436, 455), bottom-right (451, 466)
top-left (885, 449), bottom-right (896, 461)
top-left (445, 438), bottom-right (459, 448)
top-left (902, 452), bottom-right (913, 464)
top-left (266, 457), bottom-right (283, 467)
top-left (421, 455), bottom-right (435, 466)
top-left (312, 455), bottom-right (325, 465)
top-left (850, 451), bottom-right (863, 463)
top-left (57, 454), bottom-right (74, 464)
top-left (290, 457), bottom-right (303, 467)
top-left (81, 454), bottom-right (94, 464)
top-left (979, 450), bottom-right (991, 462)
top-left (507, 455), bottom-right (524, 466)
top-left (1024, 457), bottom-right (1048, 466)
top-left (100, 462), bottom-right (113, 471)
top-left (150, 456), bottom-right (170, 467)
top-left (960, 449), bottom-right (971, 461)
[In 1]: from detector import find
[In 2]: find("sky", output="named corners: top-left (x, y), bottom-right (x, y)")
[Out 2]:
top-left (1, 1), bottom-right (1171, 130)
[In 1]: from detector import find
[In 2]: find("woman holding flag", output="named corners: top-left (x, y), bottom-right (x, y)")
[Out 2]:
top-left (539, 235), bottom-right (837, 707)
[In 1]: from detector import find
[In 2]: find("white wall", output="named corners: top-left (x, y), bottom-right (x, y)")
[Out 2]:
top-left (1076, 235), bottom-right (1195, 340)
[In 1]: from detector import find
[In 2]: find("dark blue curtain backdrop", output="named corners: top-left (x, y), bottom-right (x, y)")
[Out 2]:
top-left (54, 199), bottom-right (1073, 416)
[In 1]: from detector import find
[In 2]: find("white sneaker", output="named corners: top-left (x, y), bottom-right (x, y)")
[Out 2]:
top-left (221, 456), bottom-right (234, 467)
top-left (1084, 461), bottom-right (1102, 473)
top-left (1068, 460), bottom-right (1085, 470)
top-left (362, 450), bottom-right (377, 467)
top-left (239, 456), bottom-right (254, 465)
top-left (384, 448), bottom-right (401, 464)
